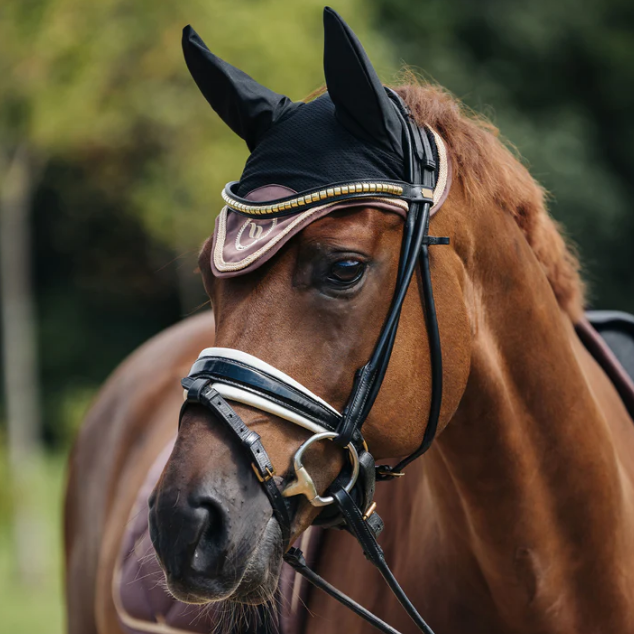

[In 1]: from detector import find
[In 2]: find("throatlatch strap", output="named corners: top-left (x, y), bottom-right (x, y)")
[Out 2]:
top-left (393, 237), bottom-right (444, 469)
top-left (181, 377), bottom-right (292, 548)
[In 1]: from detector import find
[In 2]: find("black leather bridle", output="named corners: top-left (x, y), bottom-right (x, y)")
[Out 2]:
top-left (180, 90), bottom-right (448, 634)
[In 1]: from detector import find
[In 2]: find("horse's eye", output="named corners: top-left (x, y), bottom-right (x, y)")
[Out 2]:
top-left (327, 259), bottom-right (365, 285)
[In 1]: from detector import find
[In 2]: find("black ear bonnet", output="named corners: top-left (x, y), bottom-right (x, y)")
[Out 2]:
top-left (182, 7), bottom-right (409, 196)
top-left (182, 5), bottom-right (450, 282)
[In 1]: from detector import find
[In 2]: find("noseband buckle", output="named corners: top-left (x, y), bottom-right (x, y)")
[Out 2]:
top-left (251, 463), bottom-right (275, 483)
top-left (282, 431), bottom-right (360, 507)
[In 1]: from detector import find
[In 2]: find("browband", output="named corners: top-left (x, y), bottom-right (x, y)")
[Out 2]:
top-left (222, 180), bottom-right (434, 219)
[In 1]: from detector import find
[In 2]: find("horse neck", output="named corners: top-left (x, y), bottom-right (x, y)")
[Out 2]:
top-left (424, 207), bottom-right (634, 630)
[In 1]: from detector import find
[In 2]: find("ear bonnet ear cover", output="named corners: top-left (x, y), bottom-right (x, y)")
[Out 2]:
top-left (182, 7), bottom-right (406, 196)
top-left (322, 6), bottom-right (404, 156)
top-left (182, 25), bottom-right (301, 152)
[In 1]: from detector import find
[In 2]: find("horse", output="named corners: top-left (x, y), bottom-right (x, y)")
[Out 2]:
top-left (65, 8), bottom-right (634, 634)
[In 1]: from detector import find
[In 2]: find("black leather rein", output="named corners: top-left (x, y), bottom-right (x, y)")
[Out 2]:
top-left (179, 91), bottom-right (448, 634)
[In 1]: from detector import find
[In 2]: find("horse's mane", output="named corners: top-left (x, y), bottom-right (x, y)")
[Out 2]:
top-left (396, 81), bottom-right (585, 322)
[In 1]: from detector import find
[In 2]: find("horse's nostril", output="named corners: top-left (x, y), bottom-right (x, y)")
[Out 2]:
top-left (190, 497), bottom-right (228, 574)
top-left (149, 489), bottom-right (231, 583)
top-left (197, 497), bottom-right (224, 541)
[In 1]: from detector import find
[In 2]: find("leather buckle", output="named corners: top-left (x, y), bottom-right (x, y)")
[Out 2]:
top-left (362, 501), bottom-right (377, 521)
top-left (376, 466), bottom-right (405, 479)
top-left (252, 463), bottom-right (275, 483)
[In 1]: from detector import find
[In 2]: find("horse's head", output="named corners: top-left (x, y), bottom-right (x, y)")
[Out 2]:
top-left (149, 8), bottom-right (472, 606)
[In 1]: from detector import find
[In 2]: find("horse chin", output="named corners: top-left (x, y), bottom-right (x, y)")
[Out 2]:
top-left (164, 517), bottom-right (284, 606)
top-left (232, 518), bottom-right (285, 604)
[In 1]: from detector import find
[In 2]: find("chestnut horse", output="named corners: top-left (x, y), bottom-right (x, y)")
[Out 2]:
top-left (65, 81), bottom-right (634, 633)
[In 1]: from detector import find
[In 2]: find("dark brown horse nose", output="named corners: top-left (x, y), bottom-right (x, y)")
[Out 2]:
top-left (149, 488), bottom-right (230, 585)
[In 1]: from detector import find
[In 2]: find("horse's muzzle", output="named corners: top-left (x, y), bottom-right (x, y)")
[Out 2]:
top-left (147, 422), bottom-right (284, 605)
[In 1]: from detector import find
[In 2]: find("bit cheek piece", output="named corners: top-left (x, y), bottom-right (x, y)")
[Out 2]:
top-left (281, 432), bottom-right (360, 507)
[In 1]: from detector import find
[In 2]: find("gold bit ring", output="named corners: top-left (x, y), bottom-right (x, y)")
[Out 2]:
top-left (281, 431), bottom-right (360, 507)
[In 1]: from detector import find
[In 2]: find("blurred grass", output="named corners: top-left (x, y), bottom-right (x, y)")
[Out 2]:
top-left (0, 447), bottom-right (66, 634)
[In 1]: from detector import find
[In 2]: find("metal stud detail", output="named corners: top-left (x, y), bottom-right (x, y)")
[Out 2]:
top-left (222, 182), bottom-right (408, 217)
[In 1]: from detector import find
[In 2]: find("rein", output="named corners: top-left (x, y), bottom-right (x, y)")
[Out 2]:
top-left (180, 91), bottom-right (448, 634)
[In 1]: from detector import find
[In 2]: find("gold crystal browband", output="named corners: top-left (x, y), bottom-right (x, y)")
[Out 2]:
top-left (222, 180), bottom-right (436, 218)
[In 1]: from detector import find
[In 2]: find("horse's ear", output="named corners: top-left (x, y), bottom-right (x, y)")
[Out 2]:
top-left (323, 7), bottom-right (403, 155)
top-left (182, 25), bottom-right (301, 151)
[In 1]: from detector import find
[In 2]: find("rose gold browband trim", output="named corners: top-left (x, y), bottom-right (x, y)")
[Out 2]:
top-left (222, 181), bottom-right (406, 217)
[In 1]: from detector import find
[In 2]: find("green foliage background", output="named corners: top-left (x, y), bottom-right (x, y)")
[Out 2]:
top-left (0, 0), bottom-right (633, 632)
top-left (375, 0), bottom-right (634, 309)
